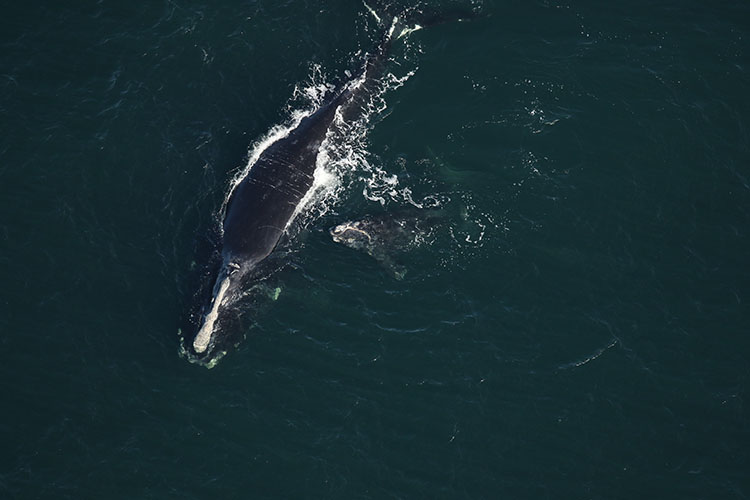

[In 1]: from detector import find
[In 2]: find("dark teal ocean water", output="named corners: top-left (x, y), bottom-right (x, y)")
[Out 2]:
top-left (2, 1), bottom-right (749, 498)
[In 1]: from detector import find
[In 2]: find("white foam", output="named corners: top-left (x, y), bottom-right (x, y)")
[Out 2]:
top-left (387, 17), bottom-right (398, 40)
top-left (362, 1), bottom-right (381, 24)
top-left (398, 24), bottom-right (422, 39)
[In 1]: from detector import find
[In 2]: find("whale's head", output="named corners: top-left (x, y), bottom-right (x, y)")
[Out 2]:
top-left (330, 222), bottom-right (372, 251)
top-left (181, 259), bottom-right (254, 368)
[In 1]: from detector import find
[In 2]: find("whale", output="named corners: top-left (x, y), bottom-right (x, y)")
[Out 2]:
top-left (188, 91), bottom-right (367, 360)
top-left (184, 21), bottom-right (397, 363)
top-left (330, 209), bottom-right (445, 279)
top-left (182, 6), bottom-right (478, 365)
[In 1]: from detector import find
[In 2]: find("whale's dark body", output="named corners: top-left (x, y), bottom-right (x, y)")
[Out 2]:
top-left (223, 93), bottom-right (348, 264)
top-left (188, 92), bottom-right (359, 361)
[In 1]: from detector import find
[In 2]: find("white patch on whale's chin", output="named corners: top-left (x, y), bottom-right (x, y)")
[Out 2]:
top-left (193, 276), bottom-right (232, 354)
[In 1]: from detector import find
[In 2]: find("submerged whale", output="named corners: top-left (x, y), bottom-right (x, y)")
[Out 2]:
top-left (183, 6), bottom-right (476, 365)
top-left (330, 210), bottom-right (444, 279)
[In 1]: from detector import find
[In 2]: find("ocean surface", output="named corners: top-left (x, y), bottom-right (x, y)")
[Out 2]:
top-left (2, 1), bottom-right (749, 498)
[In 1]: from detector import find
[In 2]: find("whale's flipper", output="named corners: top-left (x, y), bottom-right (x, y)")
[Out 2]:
top-left (375, 252), bottom-right (408, 280)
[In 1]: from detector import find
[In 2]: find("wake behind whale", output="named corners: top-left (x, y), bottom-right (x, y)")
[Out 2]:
top-left (180, 5), bottom-right (477, 367)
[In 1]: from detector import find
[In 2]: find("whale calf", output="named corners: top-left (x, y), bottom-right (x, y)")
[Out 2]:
top-left (330, 210), bottom-right (445, 279)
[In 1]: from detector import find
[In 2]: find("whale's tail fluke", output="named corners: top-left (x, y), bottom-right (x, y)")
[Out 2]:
top-left (336, 1), bottom-right (480, 123)
top-left (364, 1), bottom-right (483, 37)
